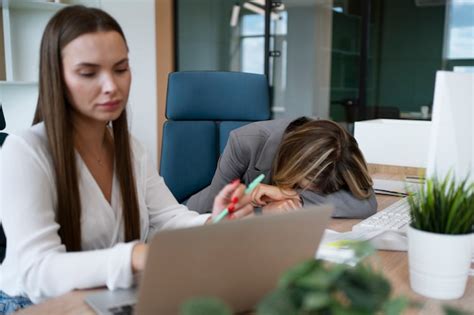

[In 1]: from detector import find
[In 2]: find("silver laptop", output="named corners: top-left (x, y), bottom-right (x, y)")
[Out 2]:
top-left (86, 205), bottom-right (332, 315)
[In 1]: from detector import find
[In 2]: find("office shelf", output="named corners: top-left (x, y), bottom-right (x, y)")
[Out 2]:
top-left (0, 80), bottom-right (37, 86)
top-left (3, 1), bottom-right (68, 11)
top-left (0, 0), bottom-right (101, 83)
top-left (0, 0), bottom-right (100, 131)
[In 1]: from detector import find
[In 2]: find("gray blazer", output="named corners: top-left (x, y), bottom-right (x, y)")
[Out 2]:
top-left (187, 119), bottom-right (377, 218)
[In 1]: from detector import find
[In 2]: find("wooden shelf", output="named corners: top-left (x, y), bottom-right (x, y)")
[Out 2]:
top-left (1, 1), bottom-right (67, 11)
top-left (0, 80), bottom-right (38, 86)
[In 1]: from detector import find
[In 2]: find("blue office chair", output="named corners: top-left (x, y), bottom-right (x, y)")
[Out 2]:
top-left (160, 71), bottom-right (270, 203)
top-left (0, 105), bottom-right (8, 263)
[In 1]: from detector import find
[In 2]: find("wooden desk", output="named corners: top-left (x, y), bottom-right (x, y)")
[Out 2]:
top-left (17, 193), bottom-right (474, 315)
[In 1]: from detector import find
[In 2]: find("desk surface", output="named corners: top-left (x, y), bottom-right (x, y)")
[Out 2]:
top-left (17, 174), bottom-right (474, 315)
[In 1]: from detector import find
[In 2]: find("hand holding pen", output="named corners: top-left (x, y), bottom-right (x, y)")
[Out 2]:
top-left (212, 174), bottom-right (265, 223)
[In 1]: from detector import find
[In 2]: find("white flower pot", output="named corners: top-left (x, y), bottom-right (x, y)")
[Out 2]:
top-left (408, 226), bottom-right (473, 300)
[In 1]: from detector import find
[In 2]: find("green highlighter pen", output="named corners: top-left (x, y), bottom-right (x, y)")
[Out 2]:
top-left (212, 174), bottom-right (265, 223)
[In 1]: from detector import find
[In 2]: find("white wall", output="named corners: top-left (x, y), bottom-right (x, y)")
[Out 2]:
top-left (101, 0), bottom-right (158, 164)
top-left (1, 84), bottom-right (38, 131)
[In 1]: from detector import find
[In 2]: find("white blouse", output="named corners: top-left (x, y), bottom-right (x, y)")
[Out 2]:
top-left (0, 123), bottom-right (210, 303)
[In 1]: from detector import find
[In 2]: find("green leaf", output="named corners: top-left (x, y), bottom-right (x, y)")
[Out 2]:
top-left (294, 263), bottom-right (344, 290)
top-left (407, 172), bottom-right (474, 234)
top-left (329, 303), bottom-right (369, 315)
top-left (278, 259), bottom-right (320, 288)
top-left (336, 265), bottom-right (391, 311)
top-left (383, 297), bottom-right (409, 315)
top-left (180, 297), bottom-right (232, 315)
top-left (443, 305), bottom-right (471, 315)
top-left (301, 292), bottom-right (331, 311)
top-left (256, 288), bottom-right (299, 315)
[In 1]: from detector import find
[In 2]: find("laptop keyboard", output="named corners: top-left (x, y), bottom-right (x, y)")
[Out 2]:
top-left (108, 304), bottom-right (135, 315)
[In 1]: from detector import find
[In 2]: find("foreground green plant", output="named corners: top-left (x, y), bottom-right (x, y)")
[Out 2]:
top-left (180, 297), bottom-right (232, 315)
top-left (180, 242), bottom-right (410, 315)
top-left (180, 241), bottom-right (469, 315)
top-left (256, 258), bottom-right (408, 315)
top-left (407, 173), bottom-right (474, 234)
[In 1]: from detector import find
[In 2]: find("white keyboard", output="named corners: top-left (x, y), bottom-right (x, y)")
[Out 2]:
top-left (352, 198), bottom-right (411, 233)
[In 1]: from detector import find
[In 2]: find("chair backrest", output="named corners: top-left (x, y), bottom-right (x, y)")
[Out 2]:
top-left (160, 71), bottom-right (270, 203)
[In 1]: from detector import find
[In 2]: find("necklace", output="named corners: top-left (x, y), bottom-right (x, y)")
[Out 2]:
top-left (92, 153), bottom-right (104, 166)
top-left (80, 145), bottom-right (106, 166)
top-left (75, 136), bottom-right (108, 167)
top-left (75, 130), bottom-right (110, 167)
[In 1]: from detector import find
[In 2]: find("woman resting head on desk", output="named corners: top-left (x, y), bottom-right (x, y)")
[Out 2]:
top-left (0, 6), bottom-right (252, 313)
top-left (187, 117), bottom-right (377, 217)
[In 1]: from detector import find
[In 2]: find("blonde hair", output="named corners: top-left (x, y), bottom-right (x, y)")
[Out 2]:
top-left (271, 119), bottom-right (373, 199)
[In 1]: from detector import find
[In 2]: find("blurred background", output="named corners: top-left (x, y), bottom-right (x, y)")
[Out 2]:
top-left (176, 0), bottom-right (474, 129)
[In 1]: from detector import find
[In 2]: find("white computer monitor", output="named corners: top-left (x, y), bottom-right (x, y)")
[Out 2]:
top-left (426, 71), bottom-right (474, 183)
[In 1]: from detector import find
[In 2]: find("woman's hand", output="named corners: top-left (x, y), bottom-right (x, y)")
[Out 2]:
top-left (209, 180), bottom-right (254, 222)
top-left (131, 243), bottom-right (149, 273)
top-left (251, 183), bottom-right (300, 207)
top-left (262, 198), bottom-right (302, 214)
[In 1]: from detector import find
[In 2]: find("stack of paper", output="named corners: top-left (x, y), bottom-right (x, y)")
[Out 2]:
top-left (316, 228), bottom-right (408, 265)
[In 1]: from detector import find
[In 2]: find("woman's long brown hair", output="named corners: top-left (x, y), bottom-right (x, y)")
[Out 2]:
top-left (272, 118), bottom-right (373, 199)
top-left (32, 6), bottom-right (140, 251)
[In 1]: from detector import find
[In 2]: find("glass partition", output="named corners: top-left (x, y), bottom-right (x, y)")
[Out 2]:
top-left (176, 0), bottom-right (457, 129)
top-left (443, 0), bottom-right (474, 72)
top-left (176, 0), bottom-right (266, 73)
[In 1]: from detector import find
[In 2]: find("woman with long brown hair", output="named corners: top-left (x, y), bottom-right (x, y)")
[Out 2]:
top-left (0, 6), bottom-right (252, 312)
top-left (188, 117), bottom-right (377, 217)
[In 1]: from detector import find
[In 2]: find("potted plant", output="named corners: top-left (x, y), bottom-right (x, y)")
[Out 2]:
top-left (407, 174), bottom-right (474, 299)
